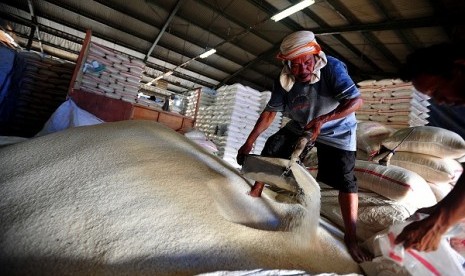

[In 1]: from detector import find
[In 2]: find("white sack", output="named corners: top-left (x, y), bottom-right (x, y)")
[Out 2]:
top-left (357, 121), bottom-right (394, 154)
top-left (35, 98), bottom-right (104, 137)
top-left (382, 126), bottom-right (465, 159)
top-left (354, 160), bottom-right (436, 210)
top-left (428, 182), bottom-right (455, 202)
top-left (372, 151), bottom-right (463, 183)
top-left (319, 185), bottom-right (411, 242)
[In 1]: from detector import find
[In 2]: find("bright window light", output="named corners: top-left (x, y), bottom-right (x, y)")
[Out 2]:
top-left (271, 0), bottom-right (315, 22)
top-left (199, 49), bottom-right (216, 59)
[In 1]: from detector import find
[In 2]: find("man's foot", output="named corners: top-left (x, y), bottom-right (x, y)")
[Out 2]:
top-left (344, 236), bottom-right (372, 263)
top-left (249, 182), bottom-right (265, 197)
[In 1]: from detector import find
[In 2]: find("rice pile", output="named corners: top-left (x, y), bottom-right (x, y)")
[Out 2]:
top-left (0, 120), bottom-right (359, 275)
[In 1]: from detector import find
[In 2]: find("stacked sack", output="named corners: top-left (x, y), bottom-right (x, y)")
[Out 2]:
top-left (7, 50), bottom-right (74, 137)
top-left (186, 88), bottom-right (217, 140)
top-left (356, 78), bottom-right (430, 129)
top-left (306, 124), bottom-right (462, 240)
top-left (195, 105), bottom-right (217, 140)
top-left (183, 87), bottom-right (217, 118)
top-left (372, 126), bottom-right (465, 202)
top-left (182, 88), bottom-right (218, 143)
top-left (209, 84), bottom-right (262, 168)
top-left (138, 67), bottom-right (172, 109)
top-left (356, 121), bottom-right (396, 159)
top-left (297, 123), bottom-right (465, 241)
top-left (307, 157), bottom-right (439, 241)
top-left (79, 42), bottom-right (144, 104)
top-left (251, 91), bottom-right (283, 155)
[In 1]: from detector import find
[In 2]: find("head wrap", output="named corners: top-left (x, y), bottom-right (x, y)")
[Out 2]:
top-left (277, 31), bottom-right (328, 91)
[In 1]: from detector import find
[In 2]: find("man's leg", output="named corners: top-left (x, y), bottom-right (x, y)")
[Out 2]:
top-left (249, 181), bottom-right (265, 197)
top-left (338, 191), bottom-right (372, 263)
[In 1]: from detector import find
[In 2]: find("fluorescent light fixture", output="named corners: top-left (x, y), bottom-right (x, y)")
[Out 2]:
top-left (137, 92), bottom-right (150, 99)
top-left (271, 0), bottom-right (315, 22)
top-left (148, 71), bottom-right (174, 85)
top-left (199, 48), bottom-right (216, 59)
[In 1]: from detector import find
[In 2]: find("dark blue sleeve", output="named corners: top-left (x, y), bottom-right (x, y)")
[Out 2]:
top-left (327, 57), bottom-right (360, 100)
top-left (264, 78), bottom-right (286, 112)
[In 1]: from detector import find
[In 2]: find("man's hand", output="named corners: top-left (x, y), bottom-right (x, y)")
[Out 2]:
top-left (407, 205), bottom-right (437, 220)
top-left (304, 115), bottom-right (326, 141)
top-left (304, 97), bottom-right (363, 141)
top-left (395, 214), bottom-right (447, 251)
top-left (237, 144), bottom-right (253, 165)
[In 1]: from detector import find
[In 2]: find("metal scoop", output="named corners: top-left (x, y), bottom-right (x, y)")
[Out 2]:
top-left (282, 133), bottom-right (315, 177)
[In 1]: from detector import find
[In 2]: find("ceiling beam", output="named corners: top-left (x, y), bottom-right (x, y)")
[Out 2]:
top-left (26, 0), bottom-right (43, 52)
top-left (145, 60), bottom-right (214, 90)
top-left (324, 0), bottom-right (402, 69)
top-left (0, 10), bottom-right (84, 44)
top-left (35, 0), bottom-right (225, 85)
top-left (215, 44), bottom-right (280, 89)
top-left (93, 0), bottom-right (275, 89)
top-left (164, 2), bottom-right (276, 76)
top-left (288, 0), bottom-right (381, 72)
top-left (195, 0), bottom-right (277, 48)
top-left (370, 0), bottom-right (416, 53)
top-left (144, 0), bottom-right (184, 62)
top-left (14, 31), bottom-right (80, 57)
top-left (1, 4), bottom-right (214, 92)
top-left (245, 0), bottom-right (362, 76)
top-left (310, 16), bottom-right (454, 35)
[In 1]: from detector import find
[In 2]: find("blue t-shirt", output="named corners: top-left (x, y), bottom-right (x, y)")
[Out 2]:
top-left (265, 56), bottom-right (359, 151)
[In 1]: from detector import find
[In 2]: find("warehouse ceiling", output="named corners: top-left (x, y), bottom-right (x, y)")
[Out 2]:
top-left (1, 0), bottom-right (464, 95)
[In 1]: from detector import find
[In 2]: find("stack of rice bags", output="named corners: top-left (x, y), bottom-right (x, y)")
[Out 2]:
top-left (371, 126), bottom-right (465, 202)
top-left (9, 50), bottom-right (74, 137)
top-left (356, 126), bottom-right (465, 273)
top-left (209, 84), bottom-right (261, 168)
top-left (182, 88), bottom-right (218, 151)
top-left (183, 87), bottom-right (217, 118)
top-left (80, 42), bottom-right (144, 104)
top-left (345, 125), bottom-right (464, 240)
top-left (356, 78), bottom-right (430, 129)
top-left (194, 105), bottom-right (216, 140)
top-left (307, 155), bottom-right (438, 240)
top-left (356, 121), bottom-right (396, 159)
top-left (137, 67), bottom-right (170, 109)
top-left (306, 123), bottom-right (463, 240)
top-left (251, 91), bottom-right (283, 155)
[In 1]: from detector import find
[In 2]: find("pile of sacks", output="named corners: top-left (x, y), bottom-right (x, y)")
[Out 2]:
top-left (367, 124), bottom-right (464, 202)
top-left (354, 123), bottom-right (465, 275)
top-left (305, 122), bottom-right (465, 241)
top-left (356, 79), bottom-right (431, 129)
top-left (79, 42), bottom-right (144, 104)
top-left (183, 87), bottom-right (217, 118)
top-left (207, 84), bottom-right (262, 168)
top-left (190, 84), bottom-right (285, 168)
top-left (4, 50), bottom-right (74, 137)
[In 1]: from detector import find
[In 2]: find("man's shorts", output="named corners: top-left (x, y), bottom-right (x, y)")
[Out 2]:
top-left (261, 127), bottom-right (358, 193)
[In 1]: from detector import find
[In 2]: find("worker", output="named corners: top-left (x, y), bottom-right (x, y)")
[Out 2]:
top-left (237, 31), bottom-right (371, 263)
top-left (395, 42), bottom-right (465, 251)
top-left (162, 95), bottom-right (172, 111)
